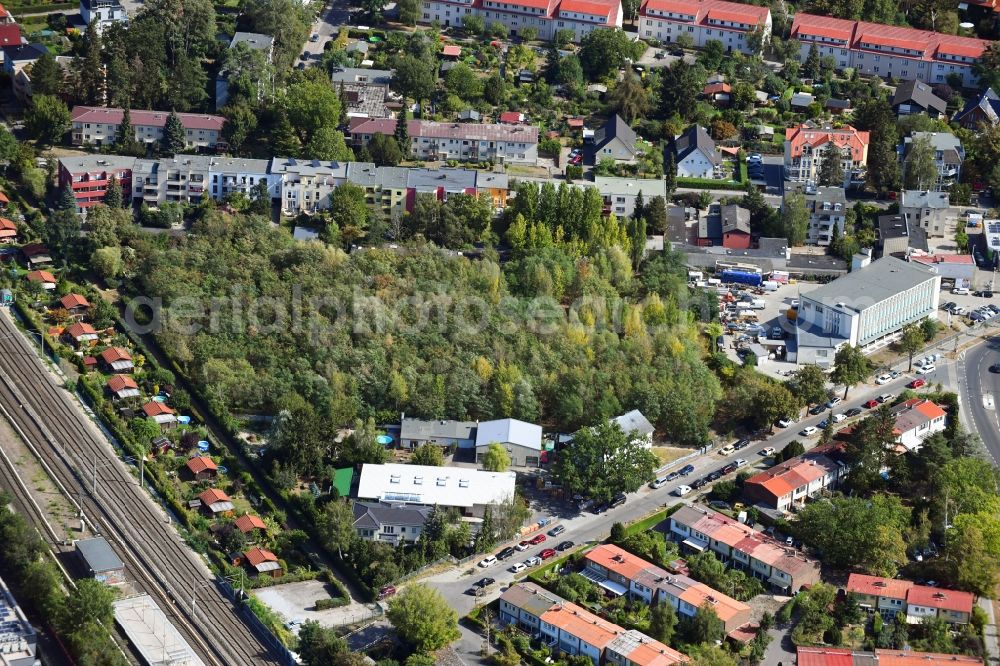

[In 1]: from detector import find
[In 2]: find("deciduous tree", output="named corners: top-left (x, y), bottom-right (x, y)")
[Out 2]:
top-left (386, 584), bottom-right (460, 653)
top-left (480, 442), bottom-right (510, 472)
top-left (552, 421), bottom-right (658, 502)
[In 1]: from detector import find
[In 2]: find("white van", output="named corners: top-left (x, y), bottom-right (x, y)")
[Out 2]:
top-left (761, 280), bottom-right (779, 292)
top-left (749, 299), bottom-right (766, 309)
top-left (674, 485), bottom-right (692, 497)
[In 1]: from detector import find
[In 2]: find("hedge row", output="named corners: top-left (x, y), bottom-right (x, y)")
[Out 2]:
top-left (676, 177), bottom-right (746, 191)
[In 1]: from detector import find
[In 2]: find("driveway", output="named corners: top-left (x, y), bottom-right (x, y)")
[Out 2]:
top-left (299, 0), bottom-right (351, 66)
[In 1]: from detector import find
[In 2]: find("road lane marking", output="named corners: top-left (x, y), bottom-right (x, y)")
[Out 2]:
top-left (985, 393), bottom-right (995, 411)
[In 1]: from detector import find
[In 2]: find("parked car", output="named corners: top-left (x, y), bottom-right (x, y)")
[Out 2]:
top-left (799, 426), bottom-right (818, 436)
top-left (734, 458), bottom-right (748, 468)
top-left (941, 301), bottom-right (956, 311)
top-left (809, 404), bottom-right (826, 416)
top-left (760, 447), bottom-right (775, 457)
top-left (953, 287), bottom-right (971, 295)
top-left (845, 408), bottom-right (863, 417)
top-left (515, 540), bottom-right (531, 551)
top-left (610, 493), bottom-right (627, 508)
top-left (530, 534), bottom-right (547, 545)
top-left (916, 364), bottom-right (936, 374)
top-left (832, 413), bottom-right (847, 423)
top-left (825, 397), bottom-right (842, 409)
top-left (877, 393), bottom-right (894, 403)
top-left (478, 556), bottom-right (497, 568)
top-left (817, 419), bottom-right (829, 429)
top-left (509, 562), bottom-right (527, 573)
top-left (875, 373), bottom-right (892, 384)
top-left (666, 471), bottom-right (681, 482)
top-left (721, 463), bottom-right (738, 475)
top-left (679, 464), bottom-right (695, 475)
top-left (777, 417), bottom-right (793, 428)
top-left (655, 50), bottom-right (667, 59)
top-left (733, 438), bottom-right (750, 450)
top-left (718, 444), bottom-right (736, 456)
top-left (540, 548), bottom-right (557, 560)
top-left (691, 478), bottom-right (708, 489)
top-left (674, 485), bottom-right (692, 496)
top-left (864, 399), bottom-right (879, 408)
top-left (378, 585), bottom-right (397, 600)
top-left (547, 525), bottom-right (566, 537)
top-left (990, 364), bottom-right (1000, 373)
top-left (496, 546), bottom-right (516, 561)
top-left (707, 470), bottom-right (723, 481)
top-left (524, 556), bottom-right (541, 567)
top-left (474, 577), bottom-right (495, 588)
top-left (650, 476), bottom-right (668, 489)
top-left (908, 378), bottom-right (927, 389)
top-left (708, 500), bottom-right (729, 510)
top-left (555, 540), bottom-right (575, 552)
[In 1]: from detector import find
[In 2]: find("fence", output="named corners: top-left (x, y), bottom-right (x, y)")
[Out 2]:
top-left (216, 577), bottom-right (299, 666)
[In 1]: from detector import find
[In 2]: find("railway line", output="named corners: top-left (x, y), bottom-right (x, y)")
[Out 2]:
top-left (0, 310), bottom-right (282, 666)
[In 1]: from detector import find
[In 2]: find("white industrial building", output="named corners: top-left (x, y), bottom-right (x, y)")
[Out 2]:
top-left (794, 257), bottom-right (940, 366)
top-left (355, 463), bottom-right (516, 518)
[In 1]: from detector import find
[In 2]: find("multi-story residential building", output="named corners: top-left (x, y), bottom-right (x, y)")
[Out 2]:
top-left (798, 647), bottom-right (982, 666)
top-left (583, 544), bottom-right (752, 634)
top-left (351, 501), bottom-right (433, 545)
top-left (132, 155), bottom-right (274, 208)
top-left (0, 575), bottom-right (39, 666)
top-left (70, 106), bottom-right (225, 149)
top-left (79, 0), bottom-right (127, 34)
top-left (900, 132), bottom-right (963, 192)
top-left (846, 574), bottom-right (974, 624)
top-left (330, 67), bottom-right (396, 119)
top-left (743, 444), bottom-right (851, 512)
top-left (798, 185), bottom-right (847, 246)
top-left (790, 13), bottom-right (989, 87)
top-left (418, 0), bottom-right (622, 42)
top-left (638, 0), bottom-right (771, 55)
top-left (349, 118), bottom-right (539, 165)
top-left (355, 463), bottom-right (516, 518)
top-left (499, 582), bottom-right (688, 666)
top-left (899, 189), bottom-right (950, 238)
top-left (58, 155), bottom-right (136, 214)
top-left (794, 257), bottom-right (940, 365)
top-left (889, 398), bottom-right (947, 452)
top-left (784, 122), bottom-right (869, 188)
top-left (590, 176), bottom-right (666, 218)
top-left (877, 213), bottom-right (928, 258)
top-left (669, 504), bottom-right (822, 593)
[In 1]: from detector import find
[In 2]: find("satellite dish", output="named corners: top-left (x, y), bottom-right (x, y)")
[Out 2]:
top-left (960, 22), bottom-right (975, 28)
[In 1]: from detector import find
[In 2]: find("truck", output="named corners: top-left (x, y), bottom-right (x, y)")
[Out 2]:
top-left (721, 269), bottom-right (763, 288)
top-left (769, 270), bottom-right (790, 284)
top-left (748, 298), bottom-right (766, 309)
top-left (688, 270), bottom-right (704, 282)
top-left (761, 280), bottom-right (779, 292)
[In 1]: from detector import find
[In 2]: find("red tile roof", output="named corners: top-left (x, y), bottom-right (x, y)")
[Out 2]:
top-left (106, 375), bottom-right (138, 393)
top-left (910, 253), bottom-right (975, 267)
top-left (60, 293), bottom-right (90, 310)
top-left (441, 44), bottom-right (461, 57)
top-left (25, 270), bottom-right (56, 283)
top-left (703, 82), bottom-right (732, 95)
top-left (0, 218), bottom-right (15, 236)
top-left (20, 243), bottom-right (49, 258)
top-left (100, 346), bottom-right (132, 364)
top-left (71, 106), bottom-right (226, 132)
top-left (640, 0), bottom-right (768, 26)
top-left (65, 322), bottom-right (97, 339)
top-left (540, 603), bottom-right (620, 649)
top-left (0, 190), bottom-right (9, 204)
top-left (499, 111), bottom-right (525, 123)
top-left (876, 650), bottom-right (981, 666)
top-left (235, 514), bottom-right (267, 533)
top-left (244, 546), bottom-right (278, 567)
top-left (796, 647), bottom-right (865, 666)
top-left (351, 118), bottom-right (539, 144)
top-left (905, 585), bottom-right (974, 614)
top-left (142, 401), bottom-right (175, 417)
top-left (785, 124), bottom-right (870, 161)
top-left (846, 573), bottom-right (913, 600)
top-left (559, 0), bottom-right (615, 16)
top-left (199, 488), bottom-right (230, 506)
top-left (185, 456), bottom-right (217, 475)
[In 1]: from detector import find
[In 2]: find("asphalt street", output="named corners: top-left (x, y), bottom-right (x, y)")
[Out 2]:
top-left (957, 330), bottom-right (1000, 465)
top-left (299, 0), bottom-right (351, 66)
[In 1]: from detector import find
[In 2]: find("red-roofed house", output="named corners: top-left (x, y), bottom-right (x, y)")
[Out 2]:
top-left (105, 375), bottom-right (140, 401)
top-left (499, 111), bottom-right (526, 124)
top-left (0, 4), bottom-right (21, 49)
top-left (59, 293), bottom-right (90, 315)
top-left (25, 270), bottom-right (56, 290)
top-left (798, 647), bottom-right (981, 666)
top-left (419, 0), bottom-right (621, 42)
top-left (441, 44), bottom-right (461, 58)
top-left (743, 443), bottom-right (850, 512)
top-left (235, 513), bottom-right (267, 536)
top-left (0, 217), bottom-right (16, 242)
top-left (909, 253), bottom-right (975, 285)
top-left (185, 456), bottom-right (218, 481)
top-left (198, 488), bottom-right (234, 516)
top-left (64, 322), bottom-right (98, 347)
top-left (99, 346), bottom-right (134, 373)
top-left (142, 400), bottom-right (177, 430)
top-left (784, 122), bottom-right (870, 188)
top-left (349, 118), bottom-right (539, 165)
top-left (846, 574), bottom-right (973, 624)
top-left (889, 398), bottom-right (946, 452)
top-left (790, 13), bottom-right (989, 87)
top-left (639, 0), bottom-right (772, 56)
top-left (71, 106), bottom-right (225, 149)
top-left (243, 546), bottom-right (282, 578)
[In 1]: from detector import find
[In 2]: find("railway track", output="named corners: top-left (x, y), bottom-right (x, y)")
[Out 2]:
top-left (0, 311), bottom-right (282, 666)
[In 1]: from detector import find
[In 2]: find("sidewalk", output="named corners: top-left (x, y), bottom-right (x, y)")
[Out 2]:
top-left (980, 597), bottom-right (999, 665)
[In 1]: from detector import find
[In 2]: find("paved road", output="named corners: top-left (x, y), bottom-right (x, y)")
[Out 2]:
top-left (957, 332), bottom-right (1000, 465)
top-left (298, 0), bottom-right (351, 67)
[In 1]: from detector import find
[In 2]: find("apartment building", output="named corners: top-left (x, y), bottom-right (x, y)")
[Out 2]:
top-left (798, 185), bottom-right (847, 247)
top-left (418, 0), bottom-right (622, 42)
top-left (743, 443), bottom-right (850, 512)
top-left (355, 463), bottom-right (515, 519)
top-left (58, 155), bottom-right (136, 214)
top-left (900, 132), bottom-right (963, 192)
top-left (795, 257), bottom-right (940, 365)
top-left (70, 106), bottom-right (225, 149)
top-left (877, 214), bottom-right (928, 258)
top-left (132, 155), bottom-right (274, 207)
top-left (583, 544), bottom-right (752, 635)
top-left (846, 574), bottom-right (974, 624)
top-left (899, 189), bottom-right (950, 238)
top-left (638, 0), bottom-right (771, 55)
top-left (889, 398), bottom-right (947, 452)
top-left (784, 122), bottom-right (869, 188)
top-left (79, 0), bottom-right (127, 34)
top-left (499, 582), bottom-right (687, 666)
top-left (798, 647), bottom-right (982, 666)
top-left (669, 504), bottom-right (822, 593)
top-left (790, 13), bottom-right (989, 87)
top-left (349, 118), bottom-right (539, 165)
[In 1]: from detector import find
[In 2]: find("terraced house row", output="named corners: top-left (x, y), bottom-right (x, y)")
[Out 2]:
top-left (790, 13), bottom-right (991, 87)
top-left (57, 155), bottom-right (510, 216)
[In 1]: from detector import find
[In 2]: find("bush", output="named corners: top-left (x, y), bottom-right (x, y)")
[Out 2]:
top-left (824, 626), bottom-right (842, 645)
